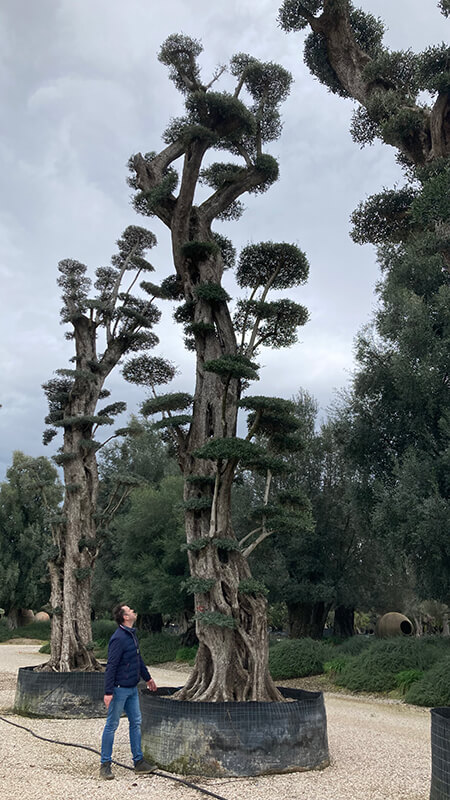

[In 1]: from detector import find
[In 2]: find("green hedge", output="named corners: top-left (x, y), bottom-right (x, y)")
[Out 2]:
top-left (91, 619), bottom-right (116, 646)
top-left (269, 638), bottom-right (325, 679)
top-left (0, 619), bottom-right (51, 642)
top-left (139, 632), bottom-right (180, 664)
top-left (336, 638), bottom-right (447, 693)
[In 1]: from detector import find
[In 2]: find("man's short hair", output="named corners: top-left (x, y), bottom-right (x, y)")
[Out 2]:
top-left (112, 603), bottom-right (126, 625)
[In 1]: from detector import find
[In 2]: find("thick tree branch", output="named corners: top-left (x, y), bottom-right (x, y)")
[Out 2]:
top-left (133, 149), bottom-right (182, 227)
top-left (200, 165), bottom-right (269, 225)
top-left (430, 91), bottom-right (450, 159)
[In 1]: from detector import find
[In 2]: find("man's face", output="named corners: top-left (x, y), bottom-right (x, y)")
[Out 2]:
top-left (121, 605), bottom-right (137, 626)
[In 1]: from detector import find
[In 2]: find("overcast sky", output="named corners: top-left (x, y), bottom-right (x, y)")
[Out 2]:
top-left (0, 0), bottom-right (447, 479)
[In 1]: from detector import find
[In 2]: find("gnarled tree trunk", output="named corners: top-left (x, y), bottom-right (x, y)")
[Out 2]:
top-left (333, 605), bottom-right (355, 639)
top-left (173, 236), bottom-right (282, 701)
top-left (287, 600), bottom-right (331, 640)
top-left (42, 324), bottom-right (117, 671)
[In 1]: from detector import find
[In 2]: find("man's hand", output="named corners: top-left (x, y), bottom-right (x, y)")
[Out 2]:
top-left (146, 678), bottom-right (157, 692)
top-left (104, 694), bottom-right (113, 709)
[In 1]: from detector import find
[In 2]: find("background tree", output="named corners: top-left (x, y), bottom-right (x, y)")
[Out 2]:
top-left (279, 0), bottom-right (449, 607)
top-left (106, 474), bottom-right (188, 626)
top-left (0, 452), bottom-right (62, 628)
top-left (130, 36), bottom-right (310, 700)
top-left (42, 226), bottom-right (173, 671)
top-left (338, 164), bottom-right (450, 606)
top-left (240, 391), bottom-right (401, 639)
top-left (92, 419), bottom-right (179, 621)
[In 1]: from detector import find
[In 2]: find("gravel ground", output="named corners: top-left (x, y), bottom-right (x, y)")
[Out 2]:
top-left (0, 642), bottom-right (432, 800)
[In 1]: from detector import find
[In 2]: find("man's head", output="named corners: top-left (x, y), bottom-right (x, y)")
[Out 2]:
top-left (112, 604), bottom-right (137, 627)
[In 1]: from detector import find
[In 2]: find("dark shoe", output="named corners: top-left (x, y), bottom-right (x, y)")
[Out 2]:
top-left (100, 762), bottom-right (115, 780)
top-left (134, 758), bottom-right (155, 774)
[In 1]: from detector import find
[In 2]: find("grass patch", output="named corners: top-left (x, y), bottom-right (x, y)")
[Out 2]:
top-left (324, 657), bottom-right (349, 677)
top-left (394, 669), bottom-right (424, 695)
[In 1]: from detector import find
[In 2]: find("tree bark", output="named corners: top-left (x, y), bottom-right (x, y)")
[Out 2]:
top-left (287, 600), bottom-right (331, 640)
top-left (6, 609), bottom-right (19, 630)
top-left (333, 605), bottom-right (355, 639)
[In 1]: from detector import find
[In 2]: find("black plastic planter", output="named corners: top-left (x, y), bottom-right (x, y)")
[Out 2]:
top-left (431, 707), bottom-right (450, 800)
top-left (14, 666), bottom-right (106, 718)
top-left (140, 686), bottom-right (329, 777)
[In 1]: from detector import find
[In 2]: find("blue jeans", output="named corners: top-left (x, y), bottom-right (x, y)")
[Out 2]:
top-left (100, 686), bottom-right (143, 764)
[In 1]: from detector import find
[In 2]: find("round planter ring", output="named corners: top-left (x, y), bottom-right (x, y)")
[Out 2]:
top-left (140, 686), bottom-right (329, 777)
top-left (14, 665), bottom-right (106, 718)
top-left (430, 707), bottom-right (450, 800)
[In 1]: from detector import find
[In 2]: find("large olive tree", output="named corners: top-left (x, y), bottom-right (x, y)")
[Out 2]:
top-left (129, 36), bottom-right (310, 701)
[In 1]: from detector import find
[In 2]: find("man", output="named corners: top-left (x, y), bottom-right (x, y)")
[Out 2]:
top-left (100, 603), bottom-right (157, 780)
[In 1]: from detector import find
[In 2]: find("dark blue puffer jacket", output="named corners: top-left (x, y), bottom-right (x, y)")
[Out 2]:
top-left (104, 625), bottom-right (151, 695)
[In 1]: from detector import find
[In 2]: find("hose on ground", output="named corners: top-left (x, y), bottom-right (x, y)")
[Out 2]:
top-left (0, 714), bottom-right (231, 800)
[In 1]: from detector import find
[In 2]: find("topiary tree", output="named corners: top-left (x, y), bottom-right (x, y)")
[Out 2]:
top-left (129, 36), bottom-right (310, 700)
top-left (41, 226), bottom-right (173, 671)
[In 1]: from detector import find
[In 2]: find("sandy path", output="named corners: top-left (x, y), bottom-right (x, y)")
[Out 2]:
top-left (0, 642), bottom-right (432, 800)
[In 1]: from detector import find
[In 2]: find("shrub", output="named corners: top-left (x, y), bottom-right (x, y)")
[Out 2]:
top-left (336, 638), bottom-right (442, 693)
top-left (39, 642), bottom-right (51, 654)
top-left (334, 635), bottom-right (372, 656)
top-left (405, 657), bottom-right (450, 706)
top-left (175, 646), bottom-right (198, 665)
top-left (269, 638), bottom-right (325, 679)
top-left (139, 632), bottom-right (180, 664)
top-left (92, 619), bottom-right (117, 646)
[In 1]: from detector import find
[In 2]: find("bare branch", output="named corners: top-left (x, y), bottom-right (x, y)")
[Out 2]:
top-left (205, 64), bottom-right (227, 91)
top-left (239, 526), bottom-right (262, 548)
top-left (242, 528), bottom-right (274, 559)
top-left (208, 471), bottom-right (220, 539)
